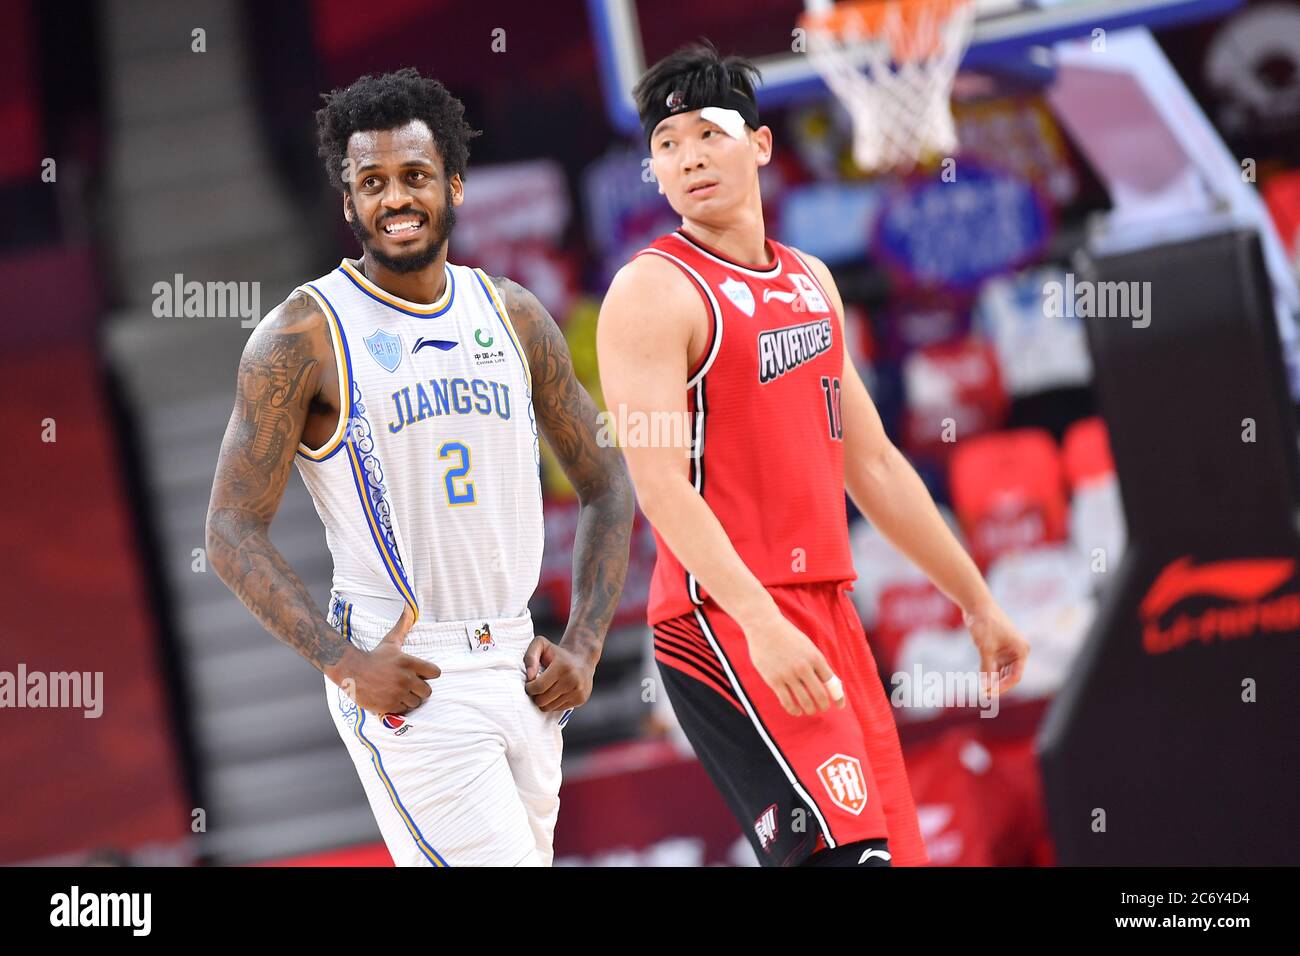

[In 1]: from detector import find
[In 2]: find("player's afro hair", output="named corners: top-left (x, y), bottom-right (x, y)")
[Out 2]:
top-left (632, 39), bottom-right (762, 130)
top-left (315, 67), bottom-right (480, 194)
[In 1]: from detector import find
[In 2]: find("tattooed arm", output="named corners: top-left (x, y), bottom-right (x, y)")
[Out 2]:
top-left (496, 277), bottom-right (636, 713)
top-left (205, 292), bottom-right (438, 714)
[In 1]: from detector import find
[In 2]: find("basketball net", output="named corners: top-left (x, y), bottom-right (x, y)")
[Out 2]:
top-left (801, 0), bottom-right (976, 173)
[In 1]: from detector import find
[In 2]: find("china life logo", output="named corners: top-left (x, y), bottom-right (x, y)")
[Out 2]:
top-left (474, 327), bottom-right (506, 365)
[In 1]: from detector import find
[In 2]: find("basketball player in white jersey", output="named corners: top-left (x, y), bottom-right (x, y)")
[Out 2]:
top-left (205, 68), bottom-right (634, 866)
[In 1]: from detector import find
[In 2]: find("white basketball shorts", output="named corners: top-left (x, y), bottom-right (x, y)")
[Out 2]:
top-left (323, 599), bottom-right (569, 866)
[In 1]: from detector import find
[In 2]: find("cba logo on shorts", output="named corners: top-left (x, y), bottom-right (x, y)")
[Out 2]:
top-left (817, 754), bottom-right (868, 815)
top-left (382, 713), bottom-right (411, 736)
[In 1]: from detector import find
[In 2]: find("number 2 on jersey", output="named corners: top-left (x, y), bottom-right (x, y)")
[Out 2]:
top-left (439, 441), bottom-right (476, 506)
top-left (820, 376), bottom-right (843, 440)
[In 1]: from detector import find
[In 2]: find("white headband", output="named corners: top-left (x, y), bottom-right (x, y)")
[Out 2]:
top-left (699, 106), bottom-right (748, 141)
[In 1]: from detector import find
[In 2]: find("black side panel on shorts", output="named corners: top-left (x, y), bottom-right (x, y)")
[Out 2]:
top-left (658, 661), bottom-right (821, 867)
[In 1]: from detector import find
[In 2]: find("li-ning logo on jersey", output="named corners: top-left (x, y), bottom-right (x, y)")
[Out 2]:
top-left (413, 336), bottom-right (459, 354)
top-left (754, 803), bottom-right (779, 852)
top-left (761, 274), bottom-right (830, 313)
top-left (757, 318), bottom-right (834, 384)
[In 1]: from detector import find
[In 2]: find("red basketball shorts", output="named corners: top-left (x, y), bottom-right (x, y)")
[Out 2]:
top-left (653, 581), bottom-right (930, 867)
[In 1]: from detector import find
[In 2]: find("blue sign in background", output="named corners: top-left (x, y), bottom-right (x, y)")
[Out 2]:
top-left (873, 162), bottom-right (1054, 291)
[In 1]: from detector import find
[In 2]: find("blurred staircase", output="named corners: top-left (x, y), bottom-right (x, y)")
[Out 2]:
top-left (97, 0), bottom-right (377, 863)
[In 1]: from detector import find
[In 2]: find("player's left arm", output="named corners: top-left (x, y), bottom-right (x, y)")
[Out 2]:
top-left (494, 276), bottom-right (637, 712)
top-left (795, 251), bottom-right (1029, 694)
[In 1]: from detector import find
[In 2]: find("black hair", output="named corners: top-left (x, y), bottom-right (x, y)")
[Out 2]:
top-left (315, 67), bottom-right (480, 194)
top-left (632, 39), bottom-right (762, 133)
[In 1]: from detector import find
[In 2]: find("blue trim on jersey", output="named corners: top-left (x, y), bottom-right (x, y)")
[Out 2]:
top-left (299, 283), bottom-right (357, 463)
top-left (472, 271), bottom-right (530, 392)
top-left (344, 434), bottom-right (420, 620)
top-left (307, 283), bottom-right (420, 618)
top-left (338, 264), bottom-right (456, 319)
top-left (353, 708), bottom-right (449, 866)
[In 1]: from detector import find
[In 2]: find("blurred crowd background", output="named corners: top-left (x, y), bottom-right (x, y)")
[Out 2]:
top-left (2, 0), bottom-right (1298, 866)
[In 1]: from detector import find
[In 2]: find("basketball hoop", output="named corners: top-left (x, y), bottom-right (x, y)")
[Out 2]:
top-left (799, 0), bottom-right (976, 173)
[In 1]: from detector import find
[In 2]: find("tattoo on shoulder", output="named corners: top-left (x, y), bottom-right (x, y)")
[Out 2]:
top-left (222, 293), bottom-right (326, 521)
top-left (492, 277), bottom-right (571, 390)
top-left (492, 276), bottom-right (595, 468)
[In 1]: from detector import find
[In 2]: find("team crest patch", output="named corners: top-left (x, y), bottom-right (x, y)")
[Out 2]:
top-left (817, 754), bottom-right (868, 815)
top-left (720, 277), bottom-right (755, 317)
top-left (364, 328), bottom-right (404, 373)
top-left (472, 623), bottom-right (495, 652)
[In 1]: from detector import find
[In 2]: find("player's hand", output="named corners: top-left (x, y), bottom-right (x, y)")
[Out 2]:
top-left (330, 606), bottom-right (441, 715)
top-left (523, 636), bottom-right (595, 713)
top-left (745, 613), bottom-right (845, 718)
top-left (964, 601), bottom-right (1029, 696)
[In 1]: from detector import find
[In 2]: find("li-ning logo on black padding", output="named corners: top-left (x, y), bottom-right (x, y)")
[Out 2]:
top-left (757, 318), bottom-right (834, 384)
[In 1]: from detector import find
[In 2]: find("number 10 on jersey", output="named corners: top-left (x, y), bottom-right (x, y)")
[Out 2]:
top-left (820, 376), bottom-right (843, 440)
top-left (439, 441), bottom-right (476, 506)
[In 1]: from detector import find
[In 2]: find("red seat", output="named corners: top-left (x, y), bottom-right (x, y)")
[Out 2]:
top-left (949, 429), bottom-right (1068, 569)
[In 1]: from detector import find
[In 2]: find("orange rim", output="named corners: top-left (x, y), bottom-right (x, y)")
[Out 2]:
top-left (800, 0), bottom-right (973, 61)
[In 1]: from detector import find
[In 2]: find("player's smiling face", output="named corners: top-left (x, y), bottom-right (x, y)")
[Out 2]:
top-left (649, 112), bottom-right (771, 218)
top-left (343, 119), bottom-right (464, 273)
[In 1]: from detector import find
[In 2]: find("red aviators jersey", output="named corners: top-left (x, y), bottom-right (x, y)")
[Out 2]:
top-left (635, 229), bottom-right (857, 625)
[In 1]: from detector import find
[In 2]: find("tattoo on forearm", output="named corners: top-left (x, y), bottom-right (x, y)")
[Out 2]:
top-left (208, 506), bottom-right (348, 669)
top-left (207, 293), bottom-right (347, 671)
top-left (496, 277), bottom-right (635, 660)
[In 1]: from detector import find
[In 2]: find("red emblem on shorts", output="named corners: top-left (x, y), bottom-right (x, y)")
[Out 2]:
top-left (817, 754), bottom-right (868, 815)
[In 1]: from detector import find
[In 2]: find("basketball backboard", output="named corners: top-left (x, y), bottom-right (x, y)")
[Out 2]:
top-left (588, 0), bottom-right (1243, 135)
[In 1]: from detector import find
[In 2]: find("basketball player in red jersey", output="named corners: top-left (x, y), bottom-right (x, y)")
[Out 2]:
top-left (596, 42), bottom-right (1030, 867)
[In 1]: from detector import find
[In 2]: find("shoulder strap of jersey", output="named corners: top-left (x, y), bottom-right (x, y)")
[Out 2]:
top-left (632, 241), bottom-right (723, 387)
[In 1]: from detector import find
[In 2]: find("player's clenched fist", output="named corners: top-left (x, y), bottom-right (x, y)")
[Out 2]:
top-left (744, 612), bottom-right (846, 718)
top-left (523, 636), bottom-right (596, 713)
top-left (326, 606), bottom-right (441, 715)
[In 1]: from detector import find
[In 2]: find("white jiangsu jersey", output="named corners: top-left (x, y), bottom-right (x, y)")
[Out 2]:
top-left (292, 258), bottom-right (543, 625)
